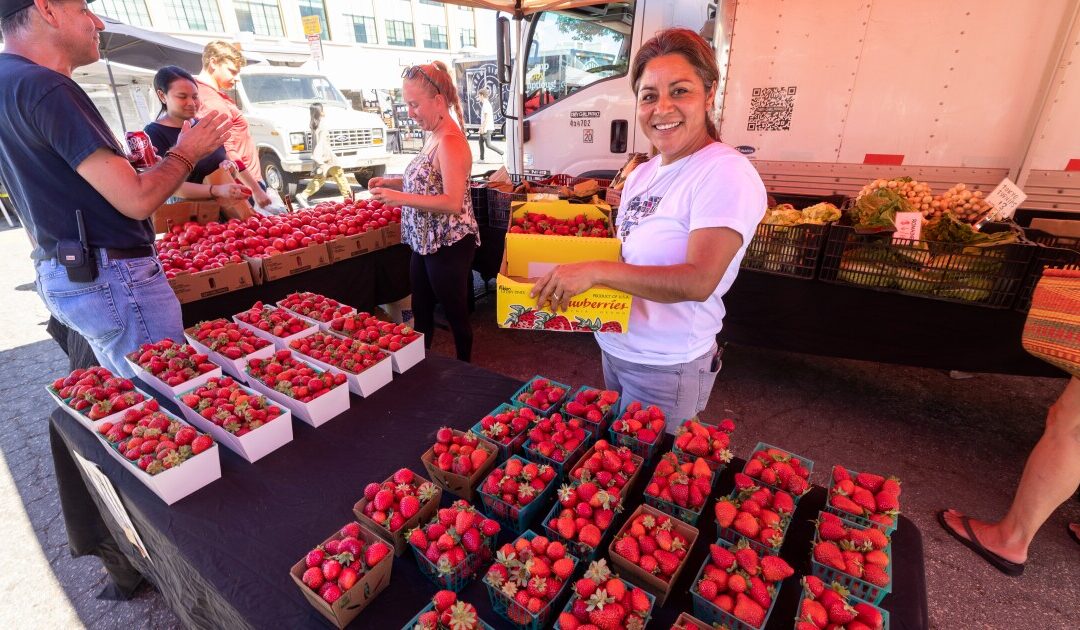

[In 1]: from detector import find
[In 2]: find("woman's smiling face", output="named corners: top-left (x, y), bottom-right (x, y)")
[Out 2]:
top-left (636, 53), bottom-right (716, 164)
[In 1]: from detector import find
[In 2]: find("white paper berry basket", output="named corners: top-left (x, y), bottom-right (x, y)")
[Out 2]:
top-left (243, 353), bottom-right (351, 427)
top-left (390, 334), bottom-right (426, 373)
top-left (46, 384), bottom-right (154, 433)
top-left (183, 328), bottom-right (276, 385)
top-left (124, 355), bottom-right (224, 400)
top-left (232, 306), bottom-right (320, 350)
top-left (174, 380), bottom-right (294, 463)
top-left (290, 347), bottom-right (394, 398)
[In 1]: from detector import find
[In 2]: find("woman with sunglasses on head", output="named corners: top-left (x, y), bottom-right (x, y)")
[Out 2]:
top-left (530, 29), bottom-right (767, 431)
top-left (369, 62), bottom-right (479, 362)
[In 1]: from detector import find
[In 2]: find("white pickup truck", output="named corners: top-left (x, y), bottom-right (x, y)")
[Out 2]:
top-left (232, 66), bottom-right (390, 193)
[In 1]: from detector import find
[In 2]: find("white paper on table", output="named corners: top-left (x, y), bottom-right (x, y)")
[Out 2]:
top-left (71, 449), bottom-right (151, 561)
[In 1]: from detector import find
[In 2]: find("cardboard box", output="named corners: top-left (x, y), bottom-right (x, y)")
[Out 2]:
top-left (183, 329), bottom-right (275, 385)
top-left (389, 335), bottom-right (425, 373)
top-left (168, 261), bottom-right (254, 304)
top-left (151, 201), bottom-right (220, 233)
top-left (379, 223), bottom-right (402, 247)
top-left (244, 356), bottom-right (351, 427)
top-left (289, 523), bottom-right (394, 628)
top-left (47, 385), bottom-right (153, 433)
top-left (174, 382), bottom-right (294, 463)
top-left (497, 201), bottom-right (631, 333)
top-left (291, 343), bottom-right (394, 398)
top-left (233, 307), bottom-right (320, 350)
top-left (244, 243), bottom-right (330, 283)
top-left (354, 475), bottom-right (442, 556)
top-left (326, 229), bottom-right (384, 262)
top-left (124, 356), bottom-right (223, 400)
top-left (672, 612), bottom-right (713, 630)
top-left (608, 504), bottom-right (699, 606)
top-left (420, 430), bottom-right (499, 501)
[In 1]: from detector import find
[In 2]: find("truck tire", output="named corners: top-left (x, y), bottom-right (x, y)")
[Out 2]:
top-left (262, 152), bottom-right (298, 195)
top-left (353, 164), bottom-right (387, 189)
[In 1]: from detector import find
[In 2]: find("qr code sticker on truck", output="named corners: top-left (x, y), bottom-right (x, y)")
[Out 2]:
top-left (747, 86), bottom-right (796, 131)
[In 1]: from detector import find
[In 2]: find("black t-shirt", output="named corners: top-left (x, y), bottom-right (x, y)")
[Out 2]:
top-left (0, 53), bottom-right (154, 260)
top-left (144, 121), bottom-right (228, 184)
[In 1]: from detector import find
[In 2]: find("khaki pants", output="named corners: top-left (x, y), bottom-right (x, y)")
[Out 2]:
top-left (302, 165), bottom-right (351, 198)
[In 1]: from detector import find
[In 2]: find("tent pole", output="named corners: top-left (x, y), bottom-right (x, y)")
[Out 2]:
top-left (515, 12), bottom-right (524, 175)
top-left (105, 57), bottom-right (128, 133)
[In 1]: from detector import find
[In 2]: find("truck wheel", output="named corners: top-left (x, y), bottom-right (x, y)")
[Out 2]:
top-left (262, 153), bottom-right (297, 195)
top-left (354, 164), bottom-right (387, 189)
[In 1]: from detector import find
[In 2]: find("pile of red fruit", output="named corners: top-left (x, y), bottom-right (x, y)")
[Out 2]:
top-left (298, 521), bottom-right (392, 604)
top-left (812, 512), bottom-right (891, 587)
top-left (796, 575), bottom-right (886, 630)
top-left (246, 350), bottom-right (347, 402)
top-left (127, 339), bottom-right (217, 387)
top-left (411, 590), bottom-right (484, 630)
top-left (431, 427), bottom-right (493, 476)
top-left (742, 445), bottom-right (811, 497)
top-left (611, 402), bottom-right (665, 445)
top-left (361, 468), bottom-right (439, 532)
top-left (556, 560), bottom-right (652, 630)
top-left (508, 212), bottom-right (611, 238)
top-left (514, 377), bottom-right (568, 414)
top-left (563, 387), bottom-right (619, 425)
top-left (474, 405), bottom-right (535, 447)
top-left (673, 418), bottom-right (736, 466)
top-left (828, 466), bottom-right (901, 529)
top-left (568, 440), bottom-right (642, 498)
top-left (611, 510), bottom-right (691, 582)
top-left (644, 453), bottom-right (714, 513)
top-left (524, 414), bottom-right (589, 463)
top-left (327, 312), bottom-right (422, 351)
top-left (98, 401), bottom-right (214, 475)
top-left (407, 500), bottom-right (500, 576)
top-left (186, 319), bottom-right (271, 359)
top-left (480, 457), bottom-right (557, 511)
top-left (289, 332), bottom-right (388, 374)
top-left (51, 367), bottom-right (147, 421)
top-left (714, 484), bottom-right (796, 551)
top-left (484, 534), bottom-right (576, 624)
top-left (235, 303), bottom-right (314, 339)
top-left (278, 291), bottom-right (355, 323)
top-left (155, 221), bottom-right (244, 277)
top-left (547, 480), bottom-right (621, 551)
top-left (694, 541), bottom-right (794, 628)
top-left (178, 376), bottom-right (284, 435)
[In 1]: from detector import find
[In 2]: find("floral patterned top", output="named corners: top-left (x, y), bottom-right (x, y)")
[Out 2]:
top-left (400, 147), bottom-right (479, 255)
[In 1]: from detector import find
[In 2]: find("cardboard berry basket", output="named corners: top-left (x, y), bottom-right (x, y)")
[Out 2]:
top-left (124, 355), bottom-right (223, 401)
top-left (607, 426), bottom-right (662, 464)
top-left (810, 516), bottom-right (893, 605)
top-left (389, 333), bottom-right (426, 373)
top-left (290, 345), bottom-right (394, 398)
top-left (715, 488), bottom-right (794, 557)
top-left (483, 530), bottom-right (579, 630)
top-left (46, 384), bottom-right (153, 433)
top-left (477, 456), bottom-right (559, 535)
top-left (744, 441), bottom-right (816, 505)
top-left (183, 328), bottom-right (275, 385)
top-left (824, 465), bottom-right (900, 534)
top-left (232, 306), bottom-right (319, 350)
top-left (520, 427), bottom-right (592, 479)
top-left (400, 601), bottom-right (496, 630)
top-left (420, 429), bottom-right (499, 501)
top-left (672, 612), bottom-right (715, 630)
top-left (567, 443), bottom-right (645, 502)
top-left (642, 462), bottom-right (722, 526)
top-left (607, 504), bottom-right (699, 607)
top-left (174, 382), bottom-right (294, 463)
top-left (289, 523), bottom-right (393, 629)
top-left (551, 574), bottom-right (655, 630)
top-left (244, 355), bottom-right (350, 427)
top-left (796, 582), bottom-right (890, 630)
top-left (689, 538), bottom-right (782, 630)
top-left (469, 403), bottom-right (530, 462)
top-left (410, 520), bottom-right (497, 592)
top-left (97, 406), bottom-right (222, 505)
top-left (561, 385), bottom-right (619, 439)
top-left (509, 375), bottom-right (571, 417)
top-left (353, 475), bottom-right (442, 556)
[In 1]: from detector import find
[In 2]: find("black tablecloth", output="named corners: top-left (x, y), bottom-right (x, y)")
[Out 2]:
top-left (50, 356), bottom-right (928, 630)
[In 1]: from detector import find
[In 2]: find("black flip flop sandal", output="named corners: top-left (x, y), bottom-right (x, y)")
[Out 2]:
top-left (936, 510), bottom-right (1025, 577)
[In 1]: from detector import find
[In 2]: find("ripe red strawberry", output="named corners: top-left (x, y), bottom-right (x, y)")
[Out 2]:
top-left (743, 445), bottom-right (812, 497)
top-left (98, 405), bottom-right (214, 474)
top-left (481, 456), bottom-right (557, 512)
top-left (524, 413), bottom-right (589, 463)
top-left (733, 593), bottom-right (765, 627)
top-left (514, 376), bottom-right (568, 413)
top-left (361, 472), bottom-right (439, 532)
top-left (611, 401), bottom-right (666, 445)
top-left (672, 418), bottom-right (735, 466)
top-left (126, 339), bottom-right (219, 388)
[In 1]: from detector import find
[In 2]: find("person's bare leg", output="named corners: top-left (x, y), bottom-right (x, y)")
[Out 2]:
top-left (945, 377), bottom-right (1080, 563)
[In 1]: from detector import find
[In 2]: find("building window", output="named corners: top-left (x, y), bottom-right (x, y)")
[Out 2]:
top-left (459, 28), bottom-right (475, 48)
top-left (418, 0), bottom-right (443, 5)
top-left (386, 20), bottom-right (415, 47)
top-left (348, 15), bottom-right (377, 43)
top-left (96, 0), bottom-right (152, 27)
top-left (458, 5), bottom-right (473, 13)
top-left (298, 0), bottom-right (329, 40)
top-left (164, 0), bottom-right (224, 32)
top-left (235, 0), bottom-right (285, 37)
top-left (423, 24), bottom-right (447, 49)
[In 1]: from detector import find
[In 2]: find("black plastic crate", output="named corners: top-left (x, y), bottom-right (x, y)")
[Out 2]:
top-left (819, 224), bottom-right (1035, 309)
top-left (470, 181), bottom-right (489, 225)
top-left (1015, 228), bottom-right (1080, 312)
top-left (741, 222), bottom-right (830, 279)
top-left (485, 174), bottom-right (589, 229)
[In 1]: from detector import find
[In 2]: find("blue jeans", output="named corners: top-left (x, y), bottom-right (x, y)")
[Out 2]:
top-left (601, 343), bottom-right (721, 433)
top-left (35, 252), bottom-right (184, 378)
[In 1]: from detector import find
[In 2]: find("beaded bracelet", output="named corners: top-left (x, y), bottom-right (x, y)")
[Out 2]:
top-left (165, 150), bottom-right (194, 173)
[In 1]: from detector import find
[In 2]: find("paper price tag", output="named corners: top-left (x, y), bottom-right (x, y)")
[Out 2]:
top-left (892, 212), bottom-right (923, 243)
top-left (985, 177), bottom-right (1026, 220)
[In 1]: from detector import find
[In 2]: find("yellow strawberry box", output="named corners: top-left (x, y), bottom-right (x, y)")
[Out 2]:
top-left (497, 200), bottom-right (632, 333)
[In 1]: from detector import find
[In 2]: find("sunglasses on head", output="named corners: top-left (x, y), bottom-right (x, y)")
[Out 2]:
top-left (402, 65), bottom-right (440, 94)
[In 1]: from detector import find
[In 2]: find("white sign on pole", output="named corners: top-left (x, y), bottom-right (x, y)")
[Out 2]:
top-left (984, 177), bottom-right (1026, 221)
top-left (307, 34), bottom-right (323, 62)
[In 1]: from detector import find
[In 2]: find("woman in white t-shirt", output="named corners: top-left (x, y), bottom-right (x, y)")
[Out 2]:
top-left (531, 28), bottom-right (766, 430)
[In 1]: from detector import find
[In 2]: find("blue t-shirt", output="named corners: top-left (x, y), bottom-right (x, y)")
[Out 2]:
top-left (144, 121), bottom-right (228, 184)
top-left (0, 53), bottom-right (154, 260)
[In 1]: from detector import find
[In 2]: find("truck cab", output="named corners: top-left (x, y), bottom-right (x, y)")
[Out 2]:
top-left (231, 66), bottom-right (390, 193)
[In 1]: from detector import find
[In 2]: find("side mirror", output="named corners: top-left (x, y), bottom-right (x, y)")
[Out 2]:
top-left (496, 16), bottom-right (511, 85)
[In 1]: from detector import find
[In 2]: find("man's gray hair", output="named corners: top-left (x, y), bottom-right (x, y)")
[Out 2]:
top-left (0, 5), bottom-right (35, 38)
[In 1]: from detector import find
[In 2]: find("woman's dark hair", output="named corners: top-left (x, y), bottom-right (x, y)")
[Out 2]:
top-left (153, 65), bottom-right (198, 117)
top-left (309, 102), bottom-right (324, 133)
top-left (630, 28), bottom-right (720, 141)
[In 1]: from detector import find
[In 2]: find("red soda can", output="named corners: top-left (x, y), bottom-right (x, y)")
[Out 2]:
top-left (125, 131), bottom-right (159, 168)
